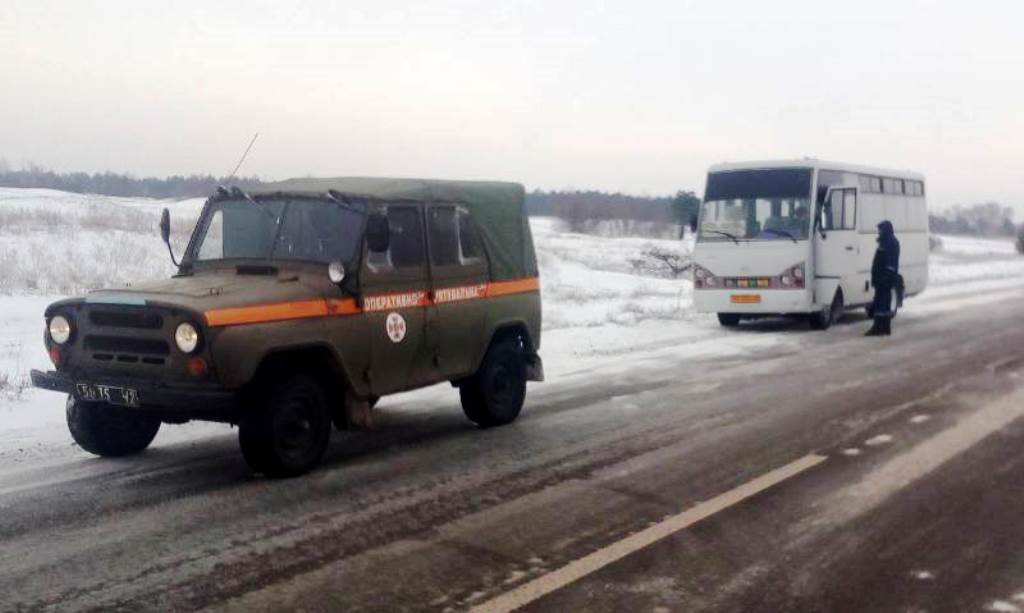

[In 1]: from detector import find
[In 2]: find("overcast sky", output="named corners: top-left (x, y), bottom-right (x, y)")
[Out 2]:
top-left (2, 1), bottom-right (1022, 209)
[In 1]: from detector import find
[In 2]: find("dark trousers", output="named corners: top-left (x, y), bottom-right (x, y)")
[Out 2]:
top-left (872, 285), bottom-right (893, 319)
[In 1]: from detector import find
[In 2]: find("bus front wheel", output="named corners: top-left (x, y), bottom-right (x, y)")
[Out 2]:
top-left (717, 313), bottom-right (741, 327)
top-left (810, 291), bottom-right (843, 330)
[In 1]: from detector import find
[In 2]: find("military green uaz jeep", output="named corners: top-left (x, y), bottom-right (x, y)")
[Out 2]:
top-left (31, 178), bottom-right (543, 476)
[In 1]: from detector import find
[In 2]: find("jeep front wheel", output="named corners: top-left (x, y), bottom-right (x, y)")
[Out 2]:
top-left (67, 396), bottom-right (161, 457)
top-left (460, 339), bottom-right (527, 427)
top-left (239, 374), bottom-right (332, 478)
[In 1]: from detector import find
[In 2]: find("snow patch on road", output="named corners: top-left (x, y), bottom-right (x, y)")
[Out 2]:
top-left (864, 434), bottom-right (894, 447)
top-left (987, 600), bottom-right (1022, 613)
top-left (909, 414), bottom-right (931, 424)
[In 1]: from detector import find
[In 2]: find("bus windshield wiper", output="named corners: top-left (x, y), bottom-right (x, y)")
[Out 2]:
top-left (761, 228), bottom-right (799, 243)
top-left (703, 229), bottom-right (740, 245)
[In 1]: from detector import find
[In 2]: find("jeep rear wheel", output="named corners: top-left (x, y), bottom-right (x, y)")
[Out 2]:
top-left (461, 339), bottom-right (527, 427)
top-left (67, 396), bottom-right (161, 457)
top-left (239, 374), bottom-right (332, 478)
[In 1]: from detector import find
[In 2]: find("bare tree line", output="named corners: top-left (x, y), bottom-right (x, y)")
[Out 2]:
top-left (0, 161), bottom-right (261, 199)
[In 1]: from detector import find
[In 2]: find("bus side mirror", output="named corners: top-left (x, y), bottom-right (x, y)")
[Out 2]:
top-left (366, 213), bottom-right (390, 253)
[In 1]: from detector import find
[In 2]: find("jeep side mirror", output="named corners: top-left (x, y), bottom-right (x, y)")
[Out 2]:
top-left (366, 213), bottom-right (390, 253)
top-left (328, 261), bottom-right (345, 284)
top-left (689, 213), bottom-right (698, 233)
top-left (160, 208), bottom-right (171, 244)
top-left (160, 208), bottom-right (180, 266)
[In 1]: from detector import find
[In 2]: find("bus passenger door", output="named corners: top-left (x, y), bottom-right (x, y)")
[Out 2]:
top-left (813, 187), bottom-right (859, 303)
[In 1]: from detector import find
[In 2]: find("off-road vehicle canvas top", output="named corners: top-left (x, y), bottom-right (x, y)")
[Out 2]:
top-left (32, 177), bottom-right (543, 476)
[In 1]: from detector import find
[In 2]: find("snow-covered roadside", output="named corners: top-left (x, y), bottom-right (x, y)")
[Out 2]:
top-left (1, 187), bottom-right (1023, 463)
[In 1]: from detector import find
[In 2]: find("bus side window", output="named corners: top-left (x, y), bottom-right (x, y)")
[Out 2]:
top-left (821, 190), bottom-right (842, 231)
top-left (842, 191), bottom-right (856, 229)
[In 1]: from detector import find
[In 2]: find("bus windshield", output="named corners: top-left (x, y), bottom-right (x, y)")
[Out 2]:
top-left (699, 169), bottom-right (813, 242)
top-left (192, 197), bottom-right (366, 264)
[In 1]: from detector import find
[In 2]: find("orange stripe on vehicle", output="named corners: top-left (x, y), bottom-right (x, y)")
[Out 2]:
top-left (205, 299), bottom-right (331, 327)
top-left (363, 290), bottom-right (430, 313)
top-left (326, 298), bottom-right (361, 315)
top-left (433, 283), bottom-right (488, 304)
top-left (203, 277), bottom-right (539, 326)
top-left (486, 277), bottom-right (540, 297)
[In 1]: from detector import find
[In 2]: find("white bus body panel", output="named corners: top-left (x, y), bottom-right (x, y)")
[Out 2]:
top-left (692, 241), bottom-right (813, 314)
top-left (694, 160), bottom-right (929, 316)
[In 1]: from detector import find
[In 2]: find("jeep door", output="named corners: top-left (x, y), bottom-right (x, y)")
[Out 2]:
top-left (425, 205), bottom-right (489, 378)
top-left (360, 203), bottom-right (437, 394)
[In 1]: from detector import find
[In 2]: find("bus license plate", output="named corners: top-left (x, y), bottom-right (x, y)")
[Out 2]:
top-left (75, 383), bottom-right (141, 407)
top-left (730, 294), bottom-right (761, 304)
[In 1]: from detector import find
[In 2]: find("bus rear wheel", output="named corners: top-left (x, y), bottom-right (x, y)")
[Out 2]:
top-left (717, 313), bottom-right (741, 327)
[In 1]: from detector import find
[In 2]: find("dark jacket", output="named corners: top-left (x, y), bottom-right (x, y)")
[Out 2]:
top-left (871, 220), bottom-right (900, 290)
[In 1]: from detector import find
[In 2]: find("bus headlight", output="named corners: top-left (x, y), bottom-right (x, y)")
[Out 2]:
top-left (694, 265), bottom-right (717, 289)
top-left (175, 322), bottom-right (201, 354)
top-left (49, 315), bottom-right (72, 345)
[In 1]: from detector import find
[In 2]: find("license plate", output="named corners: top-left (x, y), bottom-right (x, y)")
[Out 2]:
top-left (75, 383), bottom-right (141, 407)
top-left (730, 294), bottom-right (762, 304)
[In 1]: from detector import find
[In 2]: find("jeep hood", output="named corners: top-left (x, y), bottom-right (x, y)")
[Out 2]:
top-left (82, 270), bottom-right (327, 314)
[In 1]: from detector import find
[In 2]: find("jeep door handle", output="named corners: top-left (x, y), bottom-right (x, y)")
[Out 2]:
top-left (844, 246), bottom-right (855, 251)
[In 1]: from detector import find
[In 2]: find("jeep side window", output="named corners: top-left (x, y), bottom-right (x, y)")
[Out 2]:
top-left (197, 210), bottom-right (224, 260)
top-left (428, 207), bottom-right (460, 266)
top-left (457, 208), bottom-right (482, 262)
top-left (428, 206), bottom-right (483, 267)
top-left (367, 205), bottom-right (424, 270)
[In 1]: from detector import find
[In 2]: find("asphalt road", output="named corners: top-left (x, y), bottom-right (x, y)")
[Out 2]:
top-left (2, 289), bottom-right (1024, 612)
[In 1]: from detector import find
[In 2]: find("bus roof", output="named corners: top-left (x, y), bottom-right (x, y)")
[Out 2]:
top-left (707, 159), bottom-right (925, 182)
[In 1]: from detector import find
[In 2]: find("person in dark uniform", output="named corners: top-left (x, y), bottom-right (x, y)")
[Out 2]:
top-left (866, 220), bottom-right (900, 336)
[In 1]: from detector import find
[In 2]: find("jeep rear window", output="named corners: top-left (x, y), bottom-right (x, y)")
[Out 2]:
top-left (193, 198), bottom-right (364, 264)
top-left (428, 206), bottom-right (483, 266)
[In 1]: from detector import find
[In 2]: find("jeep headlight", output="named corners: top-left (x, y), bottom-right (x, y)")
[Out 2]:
top-left (49, 315), bottom-right (72, 345)
top-left (175, 322), bottom-right (200, 354)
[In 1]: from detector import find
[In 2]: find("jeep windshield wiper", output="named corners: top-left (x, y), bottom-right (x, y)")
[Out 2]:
top-left (703, 229), bottom-right (740, 245)
top-left (760, 228), bottom-right (799, 243)
top-left (230, 187), bottom-right (278, 222)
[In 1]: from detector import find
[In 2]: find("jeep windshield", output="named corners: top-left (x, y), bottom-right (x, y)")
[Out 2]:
top-left (699, 168), bottom-right (812, 242)
top-left (192, 197), bottom-right (365, 264)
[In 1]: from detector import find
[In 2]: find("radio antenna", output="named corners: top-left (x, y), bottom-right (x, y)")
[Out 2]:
top-left (227, 132), bottom-right (259, 180)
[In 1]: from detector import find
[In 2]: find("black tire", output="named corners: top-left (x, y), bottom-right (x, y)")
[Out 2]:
top-left (460, 339), bottom-right (527, 428)
top-left (239, 374), bottom-right (332, 478)
top-left (809, 291), bottom-right (843, 330)
top-left (66, 396), bottom-right (161, 457)
top-left (717, 313), bottom-right (741, 327)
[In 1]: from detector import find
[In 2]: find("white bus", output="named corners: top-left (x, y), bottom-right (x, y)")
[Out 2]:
top-left (692, 160), bottom-right (928, 329)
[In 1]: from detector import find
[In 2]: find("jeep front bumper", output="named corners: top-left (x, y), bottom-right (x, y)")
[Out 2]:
top-left (31, 369), bottom-right (238, 414)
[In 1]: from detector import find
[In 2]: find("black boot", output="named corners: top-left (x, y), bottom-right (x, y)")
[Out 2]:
top-left (865, 317), bottom-right (885, 336)
top-left (880, 317), bottom-right (891, 336)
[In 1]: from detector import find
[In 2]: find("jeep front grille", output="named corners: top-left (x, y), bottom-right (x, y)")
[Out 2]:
top-left (88, 310), bottom-right (164, 330)
top-left (84, 335), bottom-right (170, 356)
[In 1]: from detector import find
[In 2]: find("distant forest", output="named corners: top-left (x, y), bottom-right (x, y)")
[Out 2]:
top-left (0, 164), bottom-right (1017, 239)
top-left (0, 163), bottom-right (261, 199)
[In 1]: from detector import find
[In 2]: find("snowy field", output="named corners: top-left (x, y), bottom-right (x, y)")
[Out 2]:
top-left (1, 187), bottom-right (1023, 462)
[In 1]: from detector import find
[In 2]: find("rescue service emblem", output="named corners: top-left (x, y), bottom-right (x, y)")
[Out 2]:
top-left (385, 312), bottom-right (407, 343)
